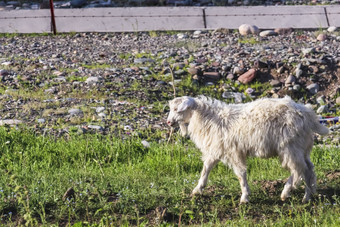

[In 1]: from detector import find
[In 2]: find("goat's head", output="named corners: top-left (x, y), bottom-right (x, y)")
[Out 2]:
top-left (167, 96), bottom-right (196, 127)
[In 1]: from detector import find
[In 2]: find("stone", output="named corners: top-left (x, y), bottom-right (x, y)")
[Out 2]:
top-left (327, 26), bottom-right (337, 32)
top-left (238, 24), bottom-right (259, 35)
top-left (295, 68), bottom-right (303, 78)
top-left (202, 72), bottom-right (220, 83)
top-left (254, 60), bottom-right (267, 69)
top-left (293, 84), bottom-right (301, 91)
top-left (270, 79), bottom-right (281, 87)
top-left (134, 58), bottom-right (155, 64)
top-left (85, 76), bottom-right (99, 85)
top-left (96, 107), bottom-right (105, 113)
top-left (68, 108), bottom-right (83, 116)
top-left (226, 73), bottom-right (235, 80)
top-left (317, 33), bottom-right (327, 41)
top-left (71, 0), bottom-right (87, 8)
top-left (336, 97), bottom-right (340, 105)
top-left (187, 67), bottom-right (198, 75)
top-left (274, 27), bottom-right (293, 35)
top-left (141, 140), bottom-right (150, 148)
top-left (88, 125), bottom-right (103, 131)
top-left (259, 30), bottom-right (278, 37)
top-left (177, 33), bottom-right (188, 39)
top-left (238, 68), bottom-right (257, 84)
top-left (306, 83), bottom-right (320, 94)
top-left (0, 69), bottom-right (9, 76)
top-left (0, 119), bottom-right (22, 126)
top-left (222, 92), bottom-right (245, 103)
top-left (316, 96), bottom-right (326, 105)
top-left (245, 87), bottom-right (254, 94)
top-left (37, 118), bottom-right (46, 123)
top-left (285, 75), bottom-right (296, 85)
top-left (54, 77), bottom-right (67, 83)
top-left (233, 66), bottom-right (244, 75)
top-left (302, 48), bottom-right (315, 55)
top-left (317, 105), bottom-right (328, 114)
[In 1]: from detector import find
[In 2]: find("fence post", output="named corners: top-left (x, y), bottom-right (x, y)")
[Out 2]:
top-left (49, 0), bottom-right (57, 34)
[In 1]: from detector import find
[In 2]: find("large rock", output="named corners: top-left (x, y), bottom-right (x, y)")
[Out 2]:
top-left (238, 24), bottom-right (259, 36)
top-left (327, 26), bottom-right (337, 32)
top-left (238, 68), bottom-right (257, 84)
top-left (259, 30), bottom-right (278, 37)
top-left (317, 33), bottom-right (327, 41)
top-left (274, 27), bottom-right (293, 35)
top-left (71, 0), bottom-right (87, 8)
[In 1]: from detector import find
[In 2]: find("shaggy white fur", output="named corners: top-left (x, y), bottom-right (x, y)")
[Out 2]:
top-left (167, 95), bottom-right (329, 203)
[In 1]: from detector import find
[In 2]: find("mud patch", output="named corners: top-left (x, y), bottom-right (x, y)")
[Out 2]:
top-left (326, 170), bottom-right (340, 181)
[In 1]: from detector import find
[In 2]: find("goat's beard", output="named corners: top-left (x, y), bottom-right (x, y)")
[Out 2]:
top-left (179, 122), bottom-right (189, 137)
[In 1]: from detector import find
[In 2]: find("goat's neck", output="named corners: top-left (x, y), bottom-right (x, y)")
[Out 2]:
top-left (187, 102), bottom-right (224, 137)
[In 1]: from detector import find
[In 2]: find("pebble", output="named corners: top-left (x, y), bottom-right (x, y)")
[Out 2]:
top-left (233, 66), bottom-right (244, 75)
top-left (306, 83), bottom-right (320, 94)
top-left (327, 26), bottom-right (337, 32)
top-left (68, 108), bottom-right (83, 116)
top-left (176, 33), bottom-right (188, 39)
top-left (295, 68), bottom-right (303, 78)
top-left (141, 140), bottom-right (151, 148)
top-left (222, 91), bottom-right (245, 103)
top-left (302, 48), bottom-right (315, 55)
top-left (270, 79), bottom-right (281, 87)
top-left (259, 30), bottom-right (278, 37)
top-left (317, 105), bottom-right (328, 114)
top-left (293, 84), bottom-right (301, 91)
top-left (274, 27), bottom-right (293, 35)
top-left (85, 76), bottom-right (100, 85)
top-left (0, 119), bottom-right (23, 126)
top-left (336, 97), bottom-right (340, 105)
top-left (317, 33), bottom-right (327, 41)
top-left (37, 118), bottom-right (46, 123)
top-left (96, 107), bottom-right (105, 113)
top-left (285, 75), bottom-right (296, 85)
top-left (88, 125), bottom-right (103, 131)
top-left (134, 58), bottom-right (155, 64)
top-left (316, 96), bottom-right (325, 105)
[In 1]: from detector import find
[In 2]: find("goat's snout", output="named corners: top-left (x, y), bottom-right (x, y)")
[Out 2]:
top-left (167, 120), bottom-right (174, 126)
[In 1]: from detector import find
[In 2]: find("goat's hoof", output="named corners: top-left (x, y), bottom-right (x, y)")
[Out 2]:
top-left (191, 188), bottom-right (202, 196)
top-left (240, 197), bottom-right (249, 204)
top-left (302, 196), bottom-right (310, 204)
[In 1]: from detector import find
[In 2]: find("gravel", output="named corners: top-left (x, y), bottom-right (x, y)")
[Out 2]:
top-left (0, 30), bottom-right (339, 143)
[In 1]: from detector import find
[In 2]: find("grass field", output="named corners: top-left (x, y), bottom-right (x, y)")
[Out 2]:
top-left (0, 127), bottom-right (339, 226)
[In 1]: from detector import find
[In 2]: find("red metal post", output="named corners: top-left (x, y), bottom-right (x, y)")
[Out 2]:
top-left (49, 0), bottom-right (57, 35)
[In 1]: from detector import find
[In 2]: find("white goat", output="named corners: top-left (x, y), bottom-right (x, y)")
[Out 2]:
top-left (167, 96), bottom-right (329, 203)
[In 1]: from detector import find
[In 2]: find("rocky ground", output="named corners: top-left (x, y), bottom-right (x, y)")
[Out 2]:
top-left (0, 29), bottom-right (339, 144)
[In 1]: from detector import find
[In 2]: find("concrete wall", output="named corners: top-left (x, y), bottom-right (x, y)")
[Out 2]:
top-left (0, 6), bottom-right (339, 33)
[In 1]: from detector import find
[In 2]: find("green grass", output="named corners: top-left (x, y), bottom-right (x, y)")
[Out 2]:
top-left (0, 127), bottom-right (339, 226)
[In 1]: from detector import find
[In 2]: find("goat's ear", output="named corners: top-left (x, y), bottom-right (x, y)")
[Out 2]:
top-left (177, 98), bottom-right (195, 112)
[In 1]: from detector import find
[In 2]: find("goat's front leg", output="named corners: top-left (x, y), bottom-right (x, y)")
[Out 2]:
top-left (192, 159), bottom-right (218, 195)
top-left (233, 167), bottom-right (250, 204)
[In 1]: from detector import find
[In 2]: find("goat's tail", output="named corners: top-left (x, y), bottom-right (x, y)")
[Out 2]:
top-left (303, 104), bottom-right (329, 135)
top-left (312, 120), bottom-right (329, 135)
top-left (307, 112), bottom-right (329, 135)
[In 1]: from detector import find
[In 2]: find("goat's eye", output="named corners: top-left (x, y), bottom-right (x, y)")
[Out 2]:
top-left (174, 108), bottom-right (178, 112)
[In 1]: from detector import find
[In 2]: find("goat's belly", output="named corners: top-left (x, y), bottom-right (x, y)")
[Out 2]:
top-left (249, 149), bottom-right (278, 158)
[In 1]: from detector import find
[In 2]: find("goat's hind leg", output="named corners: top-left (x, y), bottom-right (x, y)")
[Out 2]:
top-left (280, 150), bottom-right (310, 202)
top-left (302, 157), bottom-right (317, 203)
top-left (192, 159), bottom-right (218, 195)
